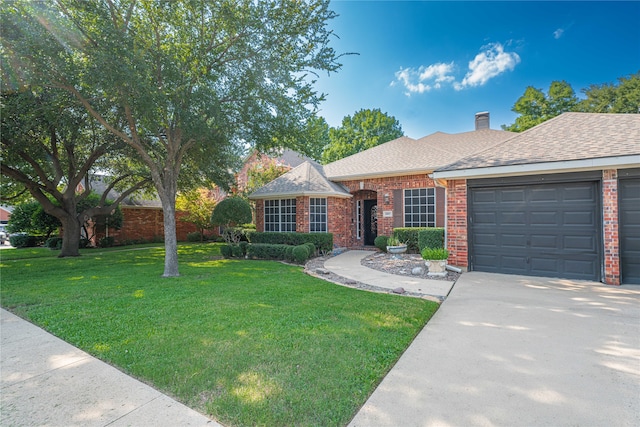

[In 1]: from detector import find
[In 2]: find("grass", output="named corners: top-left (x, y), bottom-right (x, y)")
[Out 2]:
top-left (0, 243), bottom-right (439, 426)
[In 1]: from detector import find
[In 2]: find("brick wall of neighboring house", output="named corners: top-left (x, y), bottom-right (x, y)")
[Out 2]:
top-left (445, 179), bottom-right (469, 269)
top-left (603, 169), bottom-right (620, 285)
top-left (445, 172), bottom-right (624, 285)
top-left (0, 207), bottom-right (11, 222)
top-left (95, 207), bottom-right (197, 244)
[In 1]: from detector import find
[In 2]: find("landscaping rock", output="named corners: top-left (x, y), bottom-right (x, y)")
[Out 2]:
top-left (316, 268), bottom-right (330, 275)
top-left (412, 267), bottom-right (424, 275)
top-left (392, 287), bottom-right (406, 294)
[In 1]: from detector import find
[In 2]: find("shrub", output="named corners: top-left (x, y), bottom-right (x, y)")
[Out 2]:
top-left (247, 243), bottom-right (289, 260)
top-left (246, 232), bottom-right (333, 253)
top-left (220, 245), bottom-right (233, 258)
top-left (304, 242), bottom-right (316, 257)
top-left (9, 234), bottom-right (39, 248)
top-left (284, 245), bottom-right (295, 262)
top-left (45, 236), bottom-right (63, 250)
top-left (79, 238), bottom-right (91, 248)
top-left (374, 235), bottom-right (389, 252)
top-left (421, 247), bottom-right (449, 260)
top-left (418, 228), bottom-right (445, 250)
top-left (187, 232), bottom-right (203, 242)
top-left (231, 244), bottom-right (244, 258)
top-left (239, 241), bottom-right (249, 256)
top-left (393, 228), bottom-right (430, 253)
top-left (292, 245), bottom-right (310, 263)
top-left (99, 236), bottom-right (115, 248)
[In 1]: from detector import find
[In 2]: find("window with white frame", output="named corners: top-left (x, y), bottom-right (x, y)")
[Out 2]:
top-left (309, 198), bottom-right (327, 232)
top-left (264, 199), bottom-right (296, 232)
top-left (404, 188), bottom-right (435, 227)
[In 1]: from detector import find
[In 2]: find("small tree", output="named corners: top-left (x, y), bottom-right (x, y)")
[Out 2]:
top-left (211, 197), bottom-right (252, 244)
top-left (176, 188), bottom-right (219, 242)
top-left (7, 201), bottom-right (60, 238)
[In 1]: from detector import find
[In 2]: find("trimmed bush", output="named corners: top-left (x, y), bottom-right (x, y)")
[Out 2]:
top-left (392, 228), bottom-right (431, 253)
top-left (187, 232), bottom-right (203, 242)
top-left (374, 235), bottom-right (389, 252)
top-left (303, 242), bottom-right (316, 257)
top-left (421, 247), bottom-right (449, 260)
top-left (246, 232), bottom-right (333, 253)
top-left (292, 245), bottom-right (310, 263)
top-left (284, 245), bottom-right (295, 262)
top-left (220, 244), bottom-right (233, 258)
top-left (99, 236), bottom-right (115, 248)
top-left (231, 244), bottom-right (244, 258)
top-left (418, 228), bottom-right (445, 250)
top-left (45, 236), bottom-right (63, 250)
top-left (9, 234), bottom-right (39, 248)
top-left (239, 241), bottom-right (249, 256)
top-left (247, 243), bottom-right (290, 260)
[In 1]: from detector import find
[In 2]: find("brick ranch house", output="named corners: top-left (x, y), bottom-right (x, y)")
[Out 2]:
top-left (250, 112), bottom-right (640, 286)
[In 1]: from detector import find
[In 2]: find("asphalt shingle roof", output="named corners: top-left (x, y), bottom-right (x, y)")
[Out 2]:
top-left (248, 161), bottom-right (351, 199)
top-left (437, 113), bottom-right (640, 172)
top-left (323, 129), bottom-right (514, 180)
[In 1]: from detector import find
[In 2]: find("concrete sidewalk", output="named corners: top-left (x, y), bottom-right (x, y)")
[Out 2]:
top-left (349, 272), bottom-right (640, 427)
top-left (1, 309), bottom-right (220, 427)
top-left (324, 250), bottom-right (454, 299)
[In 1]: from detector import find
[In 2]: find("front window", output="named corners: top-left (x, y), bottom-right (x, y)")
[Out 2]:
top-left (404, 188), bottom-right (435, 227)
top-left (264, 199), bottom-right (296, 232)
top-left (309, 198), bottom-right (327, 232)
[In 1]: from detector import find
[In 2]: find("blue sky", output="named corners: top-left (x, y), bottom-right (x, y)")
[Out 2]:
top-left (313, 1), bottom-right (640, 138)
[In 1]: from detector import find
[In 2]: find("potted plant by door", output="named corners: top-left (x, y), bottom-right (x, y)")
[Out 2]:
top-left (386, 235), bottom-right (408, 259)
top-left (421, 247), bottom-right (449, 277)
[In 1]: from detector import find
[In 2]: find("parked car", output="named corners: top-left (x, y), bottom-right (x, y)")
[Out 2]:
top-left (0, 226), bottom-right (7, 245)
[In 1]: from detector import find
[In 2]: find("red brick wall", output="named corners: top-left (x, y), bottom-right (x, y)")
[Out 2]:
top-left (603, 169), bottom-right (620, 285)
top-left (446, 179), bottom-right (468, 269)
top-left (100, 207), bottom-right (197, 244)
top-left (338, 174), bottom-right (445, 238)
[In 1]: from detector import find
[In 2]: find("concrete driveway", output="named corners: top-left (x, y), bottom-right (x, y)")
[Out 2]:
top-left (349, 272), bottom-right (640, 427)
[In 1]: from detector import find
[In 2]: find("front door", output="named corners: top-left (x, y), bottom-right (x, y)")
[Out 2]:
top-left (363, 199), bottom-right (378, 246)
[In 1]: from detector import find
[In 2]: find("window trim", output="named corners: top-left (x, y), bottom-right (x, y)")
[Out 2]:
top-left (309, 197), bottom-right (327, 233)
top-left (403, 188), bottom-right (436, 228)
top-left (264, 198), bottom-right (297, 232)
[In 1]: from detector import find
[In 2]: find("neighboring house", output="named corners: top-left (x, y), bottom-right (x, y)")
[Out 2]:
top-left (250, 112), bottom-right (640, 286)
top-left (432, 112), bottom-right (640, 285)
top-left (235, 148), bottom-right (316, 194)
top-left (249, 112), bottom-right (514, 247)
top-left (0, 205), bottom-right (13, 225)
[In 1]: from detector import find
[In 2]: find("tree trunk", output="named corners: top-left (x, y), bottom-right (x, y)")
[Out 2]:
top-left (59, 215), bottom-right (82, 257)
top-left (160, 196), bottom-right (180, 277)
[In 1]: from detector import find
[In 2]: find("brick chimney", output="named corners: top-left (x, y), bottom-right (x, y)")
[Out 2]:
top-left (475, 111), bottom-right (490, 130)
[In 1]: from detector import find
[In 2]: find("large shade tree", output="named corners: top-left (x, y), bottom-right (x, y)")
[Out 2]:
top-left (0, 88), bottom-right (150, 256)
top-left (2, 0), bottom-right (342, 276)
top-left (321, 108), bottom-right (404, 164)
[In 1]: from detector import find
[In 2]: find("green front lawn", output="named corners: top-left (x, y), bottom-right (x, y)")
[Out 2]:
top-left (0, 244), bottom-right (438, 426)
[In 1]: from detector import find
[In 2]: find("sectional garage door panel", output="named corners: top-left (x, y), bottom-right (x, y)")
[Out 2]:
top-left (469, 181), bottom-right (600, 281)
top-left (620, 178), bottom-right (640, 284)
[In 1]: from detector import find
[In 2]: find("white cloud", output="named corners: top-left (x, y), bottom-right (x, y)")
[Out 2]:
top-left (454, 43), bottom-right (520, 90)
top-left (553, 28), bottom-right (564, 39)
top-left (393, 62), bottom-right (455, 95)
top-left (393, 42), bottom-right (520, 96)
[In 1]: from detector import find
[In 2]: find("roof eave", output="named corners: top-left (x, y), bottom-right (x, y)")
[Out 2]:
top-left (249, 191), bottom-right (353, 200)
top-left (432, 155), bottom-right (640, 180)
top-left (327, 167), bottom-right (437, 182)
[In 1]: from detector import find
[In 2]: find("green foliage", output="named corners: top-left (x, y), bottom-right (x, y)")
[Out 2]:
top-left (502, 81), bottom-right (578, 132)
top-left (211, 198), bottom-right (253, 228)
top-left (231, 244), bottom-right (244, 258)
top-left (392, 228), bottom-right (430, 253)
top-left (247, 232), bottom-right (333, 253)
top-left (374, 235), bottom-right (389, 252)
top-left (321, 109), bottom-right (404, 164)
top-left (176, 188), bottom-right (219, 235)
top-left (44, 237), bottom-right (63, 250)
top-left (9, 234), bottom-right (39, 248)
top-left (578, 72), bottom-right (640, 113)
top-left (304, 242), bottom-right (316, 258)
top-left (421, 247), bottom-right (449, 260)
top-left (239, 241), bottom-right (249, 256)
top-left (246, 243), bottom-right (290, 260)
top-left (7, 201), bottom-right (60, 237)
top-left (241, 160), bottom-right (290, 197)
top-left (418, 228), bottom-right (445, 250)
top-left (292, 245), bottom-right (310, 263)
top-left (187, 232), bottom-right (203, 242)
top-left (386, 235), bottom-right (405, 247)
top-left (220, 245), bottom-right (233, 259)
top-left (99, 236), bottom-right (115, 248)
